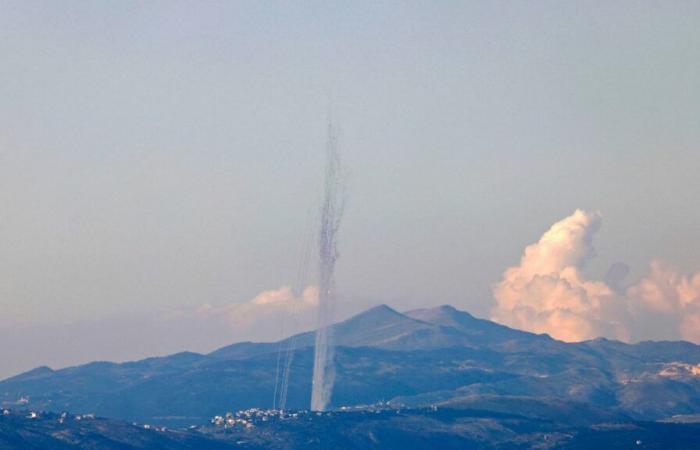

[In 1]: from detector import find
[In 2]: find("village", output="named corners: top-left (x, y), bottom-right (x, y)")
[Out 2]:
top-left (209, 408), bottom-right (305, 430)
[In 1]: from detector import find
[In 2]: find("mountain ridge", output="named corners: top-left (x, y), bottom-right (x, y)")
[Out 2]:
top-left (3, 303), bottom-right (700, 427)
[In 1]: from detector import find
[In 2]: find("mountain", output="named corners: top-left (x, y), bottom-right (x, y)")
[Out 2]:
top-left (405, 305), bottom-right (539, 343)
top-left (212, 304), bottom-right (486, 354)
top-left (2, 304), bottom-right (700, 428)
top-left (405, 305), bottom-right (567, 355)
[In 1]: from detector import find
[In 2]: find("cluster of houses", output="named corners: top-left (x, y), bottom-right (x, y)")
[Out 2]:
top-left (0, 409), bottom-right (99, 423)
top-left (140, 423), bottom-right (168, 432)
top-left (0, 409), bottom-right (40, 420)
top-left (207, 403), bottom-right (425, 431)
top-left (210, 408), bottom-right (302, 429)
top-left (56, 412), bottom-right (95, 423)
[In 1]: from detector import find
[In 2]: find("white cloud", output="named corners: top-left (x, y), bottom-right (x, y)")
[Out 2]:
top-left (627, 261), bottom-right (700, 342)
top-left (150, 285), bottom-right (320, 346)
top-left (491, 209), bottom-right (700, 343)
top-left (491, 210), bottom-right (628, 342)
top-left (194, 285), bottom-right (319, 333)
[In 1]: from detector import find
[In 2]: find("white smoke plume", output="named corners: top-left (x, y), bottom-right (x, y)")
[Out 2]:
top-left (311, 118), bottom-right (345, 411)
top-left (491, 209), bottom-right (700, 343)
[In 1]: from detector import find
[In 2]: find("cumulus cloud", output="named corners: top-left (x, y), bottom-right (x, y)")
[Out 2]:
top-left (165, 286), bottom-right (318, 343)
top-left (491, 209), bottom-right (700, 343)
top-left (628, 261), bottom-right (700, 342)
top-left (196, 285), bottom-right (318, 329)
top-left (491, 210), bottom-right (628, 341)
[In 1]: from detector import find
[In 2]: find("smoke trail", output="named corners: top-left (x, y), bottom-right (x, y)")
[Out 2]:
top-left (277, 207), bottom-right (315, 410)
top-left (310, 120), bottom-right (344, 411)
top-left (272, 334), bottom-right (284, 408)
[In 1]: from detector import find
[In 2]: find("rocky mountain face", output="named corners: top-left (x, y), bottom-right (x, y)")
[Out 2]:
top-left (2, 305), bottom-right (700, 428)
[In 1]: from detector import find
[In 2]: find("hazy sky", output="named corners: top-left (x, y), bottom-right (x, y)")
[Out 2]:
top-left (2, 1), bottom-right (700, 378)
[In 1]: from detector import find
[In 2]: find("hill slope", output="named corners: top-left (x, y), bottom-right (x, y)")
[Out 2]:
top-left (4, 407), bottom-right (700, 450)
top-left (2, 304), bottom-right (700, 427)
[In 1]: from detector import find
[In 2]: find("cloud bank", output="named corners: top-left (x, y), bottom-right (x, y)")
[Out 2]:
top-left (178, 286), bottom-right (320, 342)
top-left (492, 209), bottom-right (700, 343)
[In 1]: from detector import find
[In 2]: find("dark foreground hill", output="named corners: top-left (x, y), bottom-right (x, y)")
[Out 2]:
top-left (3, 407), bottom-right (700, 450)
top-left (0, 409), bottom-right (236, 450)
top-left (2, 305), bottom-right (700, 428)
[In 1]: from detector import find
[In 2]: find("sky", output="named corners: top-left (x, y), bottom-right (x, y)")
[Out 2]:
top-left (1, 1), bottom-right (700, 379)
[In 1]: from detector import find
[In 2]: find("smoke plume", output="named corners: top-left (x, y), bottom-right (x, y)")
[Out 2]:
top-left (311, 120), bottom-right (344, 411)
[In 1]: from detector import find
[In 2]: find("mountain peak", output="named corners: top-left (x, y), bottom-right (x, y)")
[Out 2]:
top-left (434, 304), bottom-right (474, 318)
top-left (2, 365), bottom-right (54, 383)
top-left (405, 304), bottom-right (475, 325)
top-left (328, 304), bottom-right (408, 332)
top-left (321, 303), bottom-right (447, 349)
top-left (436, 304), bottom-right (458, 311)
top-left (405, 304), bottom-right (539, 344)
top-left (333, 304), bottom-right (409, 332)
top-left (350, 304), bottom-right (402, 320)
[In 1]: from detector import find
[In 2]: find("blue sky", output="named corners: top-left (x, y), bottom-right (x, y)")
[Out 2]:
top-left (1, 1), bottom-right (699, 377)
